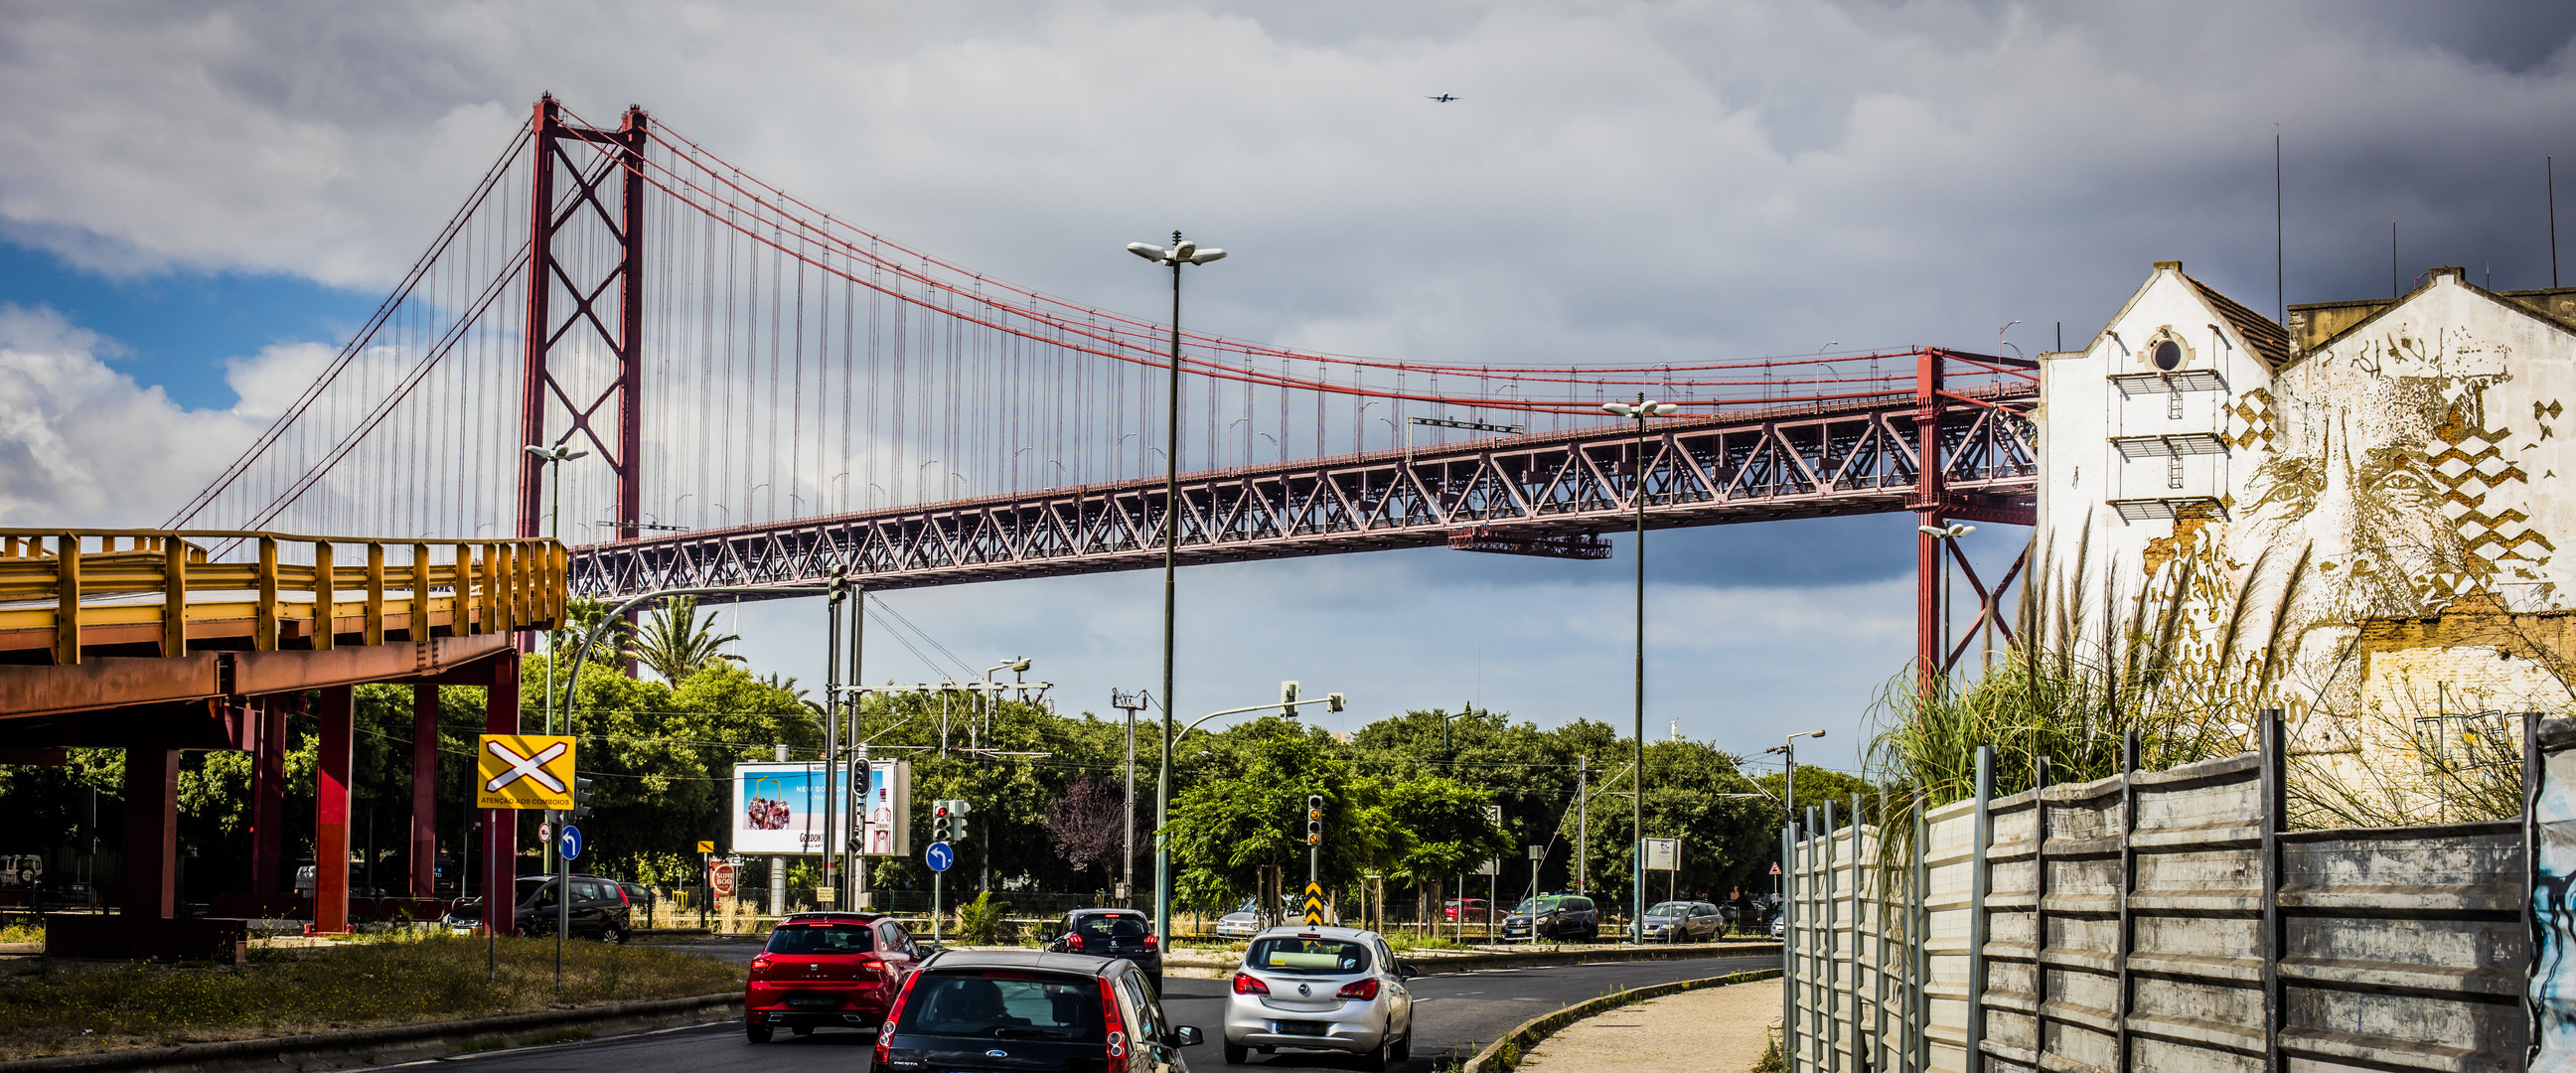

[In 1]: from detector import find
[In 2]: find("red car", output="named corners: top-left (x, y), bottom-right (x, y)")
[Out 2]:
top-left (744, 911), bottom-right (929, 1043)
top-left (1442, 898), bottom-right (1492, 923)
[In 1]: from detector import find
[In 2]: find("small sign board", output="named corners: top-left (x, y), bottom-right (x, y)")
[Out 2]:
top-left (1644, 838), bottom-right (1679, 871)
top-left (558, 825), bottom-right (583, 861)
top-left (697, 841), bottom-right (715, 855)
top-left (708, 861), bottom-right (736, 898)
top-left (477, 735), bottom-right (575, 809)
top-left (926, 841), bottom-right (955, 873)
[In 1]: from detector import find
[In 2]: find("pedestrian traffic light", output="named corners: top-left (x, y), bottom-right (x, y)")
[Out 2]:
top-left (567, 777), bottom-right (595, 823)
top-left (950, 799), bottom-right (974, 843)
top-left (1306, 794), bottom-right (1323, 846)
top-left (932, 801), bottom-right (954, 843)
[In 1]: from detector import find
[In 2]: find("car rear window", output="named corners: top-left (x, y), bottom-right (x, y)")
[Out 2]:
top-left (1246, 936), bottom-right (1371, 976)
top-left (1649, 901), bottom-right (1693, 916)
top-left (895, 970), bottom-right (1103, 1041)
top-left (1074, 914), bottom-right (1147, 939)
top-left (766, 923), bottom-right (876, 954)
top-left (1512, 897), bottom-right (1562, 914)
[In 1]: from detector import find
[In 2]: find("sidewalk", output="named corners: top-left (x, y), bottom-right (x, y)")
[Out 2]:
top-left (1513, 977), bottom-right (1779, 1073)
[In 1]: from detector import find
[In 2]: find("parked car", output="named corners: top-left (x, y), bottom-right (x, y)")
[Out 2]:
top-left (441, 874), bottom-right (633, 941)
top-left (1044, 907), bottom-right (1162, 995)
top-left (1634, 900), bottom-right (1727, 943)
top-left (745, 911), bottom-right (927, 1043)
top-left (1768, 910), bottom-right (1786, 940)
top-left (1499, 893), bottom-right (1599, 942)
top-left (1440, 897), bottom-right (1492, 924)
top-left (874, 948), bottom-right (1201, 1072)
top-left (1224, 925), bottom-right (1419, 1069)
top-left (1214, 900), bottom-right (1265, 939)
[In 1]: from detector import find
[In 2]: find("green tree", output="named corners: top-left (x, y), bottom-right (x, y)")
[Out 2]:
top-left (1162, 721), bottom-right (1393, 909)
top-left (629, 596), bottom-right (742, 685)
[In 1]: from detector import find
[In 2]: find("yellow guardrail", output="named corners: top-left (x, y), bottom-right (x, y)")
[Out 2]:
top-left (0, 529), bottom-right (565, 665)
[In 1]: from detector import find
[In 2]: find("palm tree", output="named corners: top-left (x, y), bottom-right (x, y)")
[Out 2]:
top-left (629, 596), bottom-right (743, 685)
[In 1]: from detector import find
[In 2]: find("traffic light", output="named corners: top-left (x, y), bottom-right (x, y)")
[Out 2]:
top-left (1326, 692), bottom-right (1347, 713)
top-left (1281, 681), bottom-right (1300, 717)
top-left (950, 799), bottom-right (974, 843)
top-left (931, 801), bottom-right (955, 843)
top-left (567, 777), bottom-right (596, 823)
top-left (1306, 794), bottom-right (1324, 846)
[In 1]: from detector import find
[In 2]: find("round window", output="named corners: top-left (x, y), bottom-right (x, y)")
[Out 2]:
top-left (2151, 340), bottom-right (2184, 371)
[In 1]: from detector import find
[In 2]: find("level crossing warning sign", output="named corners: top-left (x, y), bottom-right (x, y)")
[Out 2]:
top-left (477, 734), bottom-right (575, 809)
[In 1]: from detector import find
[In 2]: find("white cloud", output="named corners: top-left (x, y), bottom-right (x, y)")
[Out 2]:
top-left (0, 305), bottom-right (277, 527)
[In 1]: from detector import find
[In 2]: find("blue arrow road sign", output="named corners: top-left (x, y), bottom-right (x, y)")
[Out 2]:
top-left (925, 841), bottom-right (954, 872)
top-left (558, 825), bottom-right (583, 861)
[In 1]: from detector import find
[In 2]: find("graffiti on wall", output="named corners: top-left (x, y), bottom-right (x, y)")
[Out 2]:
top-left (2530, 725), bottom-right (2576, 1072)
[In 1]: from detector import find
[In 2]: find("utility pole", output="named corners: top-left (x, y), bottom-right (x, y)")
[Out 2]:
top-left (1577, 756), bottom-right (1589, 895)
top-left (1111, 690), bottom-right (1147, 906)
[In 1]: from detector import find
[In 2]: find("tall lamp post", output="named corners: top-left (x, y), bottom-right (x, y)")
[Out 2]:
top-left (1764, 728), bottom-right (1824, 1037)
top-left (1127, 231), bottom-right (1226, 942)
top-left (523, 440), bottom-right (587, 875)
top-left (1600, 394), bottom-right (1676, 942)
top-left (1917, 522), bottom-right (1977, 686)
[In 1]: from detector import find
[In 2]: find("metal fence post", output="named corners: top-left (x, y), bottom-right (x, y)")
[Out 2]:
top-left (2260, 709), bottom-right (2285, 1073)
top-left (1967, 745), bottom-right (1996, 1073)
top-left (1785, 821), bottom-right (1800, 1073)
top-left (1852, 792), bottom-right (1867, 1073)
top-left (1825, 800), bottom-right (1841, 1073)
top-left (2118, 730), bottom-right (2139, 1073)
top-left (1912, 795), bottom-right (1930, 1073)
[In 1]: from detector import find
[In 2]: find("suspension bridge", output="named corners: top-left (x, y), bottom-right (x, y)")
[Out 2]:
top-left (4, 95), bottom-right (2035, 955)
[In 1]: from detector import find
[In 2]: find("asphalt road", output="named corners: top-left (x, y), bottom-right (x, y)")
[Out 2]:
top-left (417, 952), bottom-right (1776, 1073)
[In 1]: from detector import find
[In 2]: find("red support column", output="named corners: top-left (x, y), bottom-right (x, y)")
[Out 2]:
top-left (517, 96), bottom-right (560, 541)
top-left (410, 684), bottom-right (439, 899)
top-left (249, 696), bottom-right (286, 895)
top-left (483, 649), bottom-right (522, 935)
top-left (118, 747), bottom-right (180, 919)
top-left (313, 685), bottom-right (355, 934)
top-left (1913, 349), bottom-right (1947, 696)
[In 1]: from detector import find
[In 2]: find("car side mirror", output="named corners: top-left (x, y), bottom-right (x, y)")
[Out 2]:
top-left (1398, 962), bottom-right (1421, 980)
top-left (1170, 1025), bottom-right (1204, 1047)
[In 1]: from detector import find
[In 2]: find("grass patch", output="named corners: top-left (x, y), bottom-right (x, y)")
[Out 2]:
top-left (1749, 1026), bottom-right (1784, 1073)
top-left (0, 921), bottom-right (42, 944)
top-left (0, 933), bottom-right (740, 1060)
top-left (1384, 933), bottom-right (1459, 954)
top-left (521, 1027), bottom-right (596, 1046)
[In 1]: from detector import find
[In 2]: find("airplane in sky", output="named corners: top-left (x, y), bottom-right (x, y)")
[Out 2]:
top-left (1428, 93), bottom-right (1460, 102)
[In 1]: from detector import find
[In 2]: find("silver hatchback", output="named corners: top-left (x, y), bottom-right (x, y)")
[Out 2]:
top-left (1222, 926), bottom-right (1419, 1069)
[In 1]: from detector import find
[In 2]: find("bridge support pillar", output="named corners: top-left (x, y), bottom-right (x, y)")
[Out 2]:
top-left (249, 695), bottom-right (287, 895)
top-left (118, 746), bottom-right (180, 919)
top-left (410, 684), bottom-right (439, 899)
top-left (312, 685), bottom-right (355, 934)
top-left (481, 650), bottom-right (521, 935)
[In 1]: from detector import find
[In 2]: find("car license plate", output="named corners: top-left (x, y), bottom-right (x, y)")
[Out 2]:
top-left (787, 996), bottom-right (837, 1008)
top-left (1276, 1021), bottom-right (1328, 1037)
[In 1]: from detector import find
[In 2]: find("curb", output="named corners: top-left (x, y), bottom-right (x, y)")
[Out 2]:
top-left (1460, 968), bottom-right (1783, 1073)
top-left (0, 993), bottom-right (740, 1073)
top-left (1152, 941), bottom-right (1777, 980)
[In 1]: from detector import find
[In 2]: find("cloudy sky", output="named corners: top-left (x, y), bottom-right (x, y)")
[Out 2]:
top-left (4, 1), bottom-right (2573, 773)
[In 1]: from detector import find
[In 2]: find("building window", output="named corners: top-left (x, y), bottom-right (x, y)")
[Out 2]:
top-left (2168, 456), bottom-right (2184, 489)
top-left (2412, 710), bottom-right (2522, 771)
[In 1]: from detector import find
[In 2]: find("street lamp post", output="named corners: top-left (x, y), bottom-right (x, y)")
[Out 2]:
top-left (1765, 728), bottom-right (1824, 1038)
top-left (1128, 231), bottom-right (1226, 944)
top-left (1601, 394), bottom-right (1677, 942)
top-left (522, 439), bottom-right (586, 877)
top-left (1917, 523), bottom-right (1977, 687)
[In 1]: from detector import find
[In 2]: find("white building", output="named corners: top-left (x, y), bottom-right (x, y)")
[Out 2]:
top-left (2035, 261), bottom-right (2576, 742)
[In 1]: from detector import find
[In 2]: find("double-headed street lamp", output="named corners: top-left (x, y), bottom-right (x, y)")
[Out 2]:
top-left (522, 441), bottom-right (589, 733)
top-left (1128, 232), bottom-right (1226, 940)
top-left (1600, 394), bottom-right (1677, 942)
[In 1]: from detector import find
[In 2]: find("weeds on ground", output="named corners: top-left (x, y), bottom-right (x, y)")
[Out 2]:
top-left (0, 921), bottom-right (42, 945)
top-left (0, 934), bottom-right (740, 1060)
top-left (1750, 1026), bottom-right (1785, 1073)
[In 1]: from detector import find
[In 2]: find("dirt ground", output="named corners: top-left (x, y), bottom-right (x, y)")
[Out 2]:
top-left (1513, 979), bottom-right (1780, 1073)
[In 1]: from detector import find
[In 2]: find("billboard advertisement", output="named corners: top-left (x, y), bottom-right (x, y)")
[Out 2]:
top-left (730, 762), bottom-right (848, 855)
top-left (861, 759), bottom-right (912, 857)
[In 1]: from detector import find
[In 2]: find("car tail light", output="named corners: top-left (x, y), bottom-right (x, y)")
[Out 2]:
top-left (1141, 933), bottom-right (1158, 951)
top-left (1066, 933), bottom-right (1085, 952)
top-left (875, 972), bottom-right (922, 1068)
top-left (1098, 977), bottom-right (1131, 1073)
top-left (750, 955), bottom-right (773, 974)
top-left (1231, 972), bottom-right (1270, 995)
top-left (1337, 978), bottom-right (1381, 1000)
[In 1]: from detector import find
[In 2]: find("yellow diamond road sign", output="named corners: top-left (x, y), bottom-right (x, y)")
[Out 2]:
top-left (477, 734), bottom-right (575, 809)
